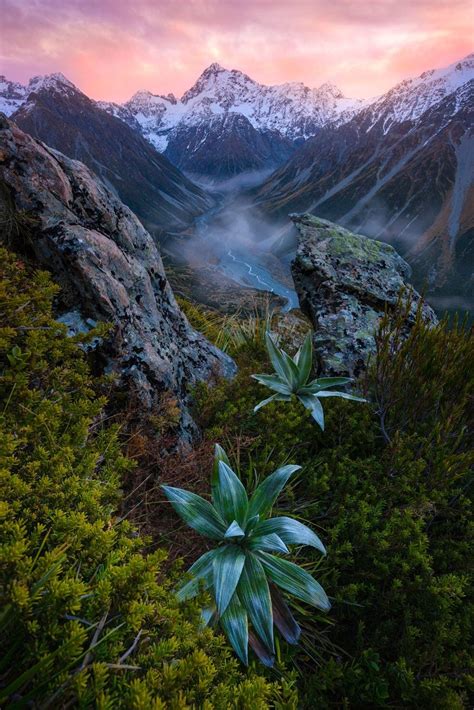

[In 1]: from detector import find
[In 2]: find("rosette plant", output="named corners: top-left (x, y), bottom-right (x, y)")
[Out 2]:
top-left (161, 445), bottom-right (330, 666)
top-left (253, 332), bottom-right (365, 430)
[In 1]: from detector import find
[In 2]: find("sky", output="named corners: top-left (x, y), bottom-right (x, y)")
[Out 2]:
top-left (1, 0), bottom-right (472, 101)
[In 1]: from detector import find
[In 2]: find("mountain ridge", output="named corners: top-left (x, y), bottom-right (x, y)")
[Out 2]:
top-left (1, 54), bottom-right (472, 180)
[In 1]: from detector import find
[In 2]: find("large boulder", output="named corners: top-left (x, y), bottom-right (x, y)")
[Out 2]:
top-left (291, 214), bottom-right (437, 377)
top-left (0, 115), bottom-right (235, 442)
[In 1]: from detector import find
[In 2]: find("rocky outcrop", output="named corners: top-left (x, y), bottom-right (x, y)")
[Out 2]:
top-left (291, 214), bottom-right (437, 377)
top-left (0, 115), bottom-right (235, 442)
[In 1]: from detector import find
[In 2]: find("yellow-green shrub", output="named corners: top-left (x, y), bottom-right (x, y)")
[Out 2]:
top-left (0, 250), bottom-right (297, 708)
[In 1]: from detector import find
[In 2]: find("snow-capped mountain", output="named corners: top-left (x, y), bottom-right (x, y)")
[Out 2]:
top-left (0, 72), bottom-right (76, 115)
top-left (253, 62), bottom-right (474, 299)
top-left (362, 54), bottom-right (474, 132)
top-left (96, 55), bottom-right (473, 178)
top-left (98, 62), bottom-right (369, 156)
top-left (2, 54), bottom-right (472, 180)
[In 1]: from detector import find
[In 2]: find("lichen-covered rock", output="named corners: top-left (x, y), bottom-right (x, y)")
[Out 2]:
top-left (291, 214), bottom-right (437, 377)
top-left (0, 114), bottom-right (235, 442)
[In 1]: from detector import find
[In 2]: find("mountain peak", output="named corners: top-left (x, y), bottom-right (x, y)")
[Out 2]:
top-left (27, 72), bottom-right (77, 94)
top-left (204, 62), bottom-right (227, 74)
top-left (317, 81), bottom-right (345, 99)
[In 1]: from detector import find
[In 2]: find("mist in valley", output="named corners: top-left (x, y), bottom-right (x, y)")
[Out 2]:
top-left (171, 170), bottom-right (300, 310)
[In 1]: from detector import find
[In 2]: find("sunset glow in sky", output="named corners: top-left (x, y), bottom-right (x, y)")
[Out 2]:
top-left (1, 0), bottom-right (473, 101)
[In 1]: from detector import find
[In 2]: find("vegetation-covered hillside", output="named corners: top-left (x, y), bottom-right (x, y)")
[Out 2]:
top-left (0, 249), bottom-right (472, 707)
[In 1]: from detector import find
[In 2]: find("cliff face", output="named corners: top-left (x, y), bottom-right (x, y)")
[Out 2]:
top-left (0, 115), bottom-right (235, 442)
top-left (291, 214), bottom-right (437, 377)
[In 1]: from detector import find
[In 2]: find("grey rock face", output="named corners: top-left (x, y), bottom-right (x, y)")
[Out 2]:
top-left (0, 115), bottom-right (235, 442)
top-left (291, 214), bottom-right (437, 377)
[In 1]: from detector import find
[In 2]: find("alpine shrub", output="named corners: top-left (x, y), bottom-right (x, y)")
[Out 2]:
top-left (194, 301), bottom-right (473, 707)
top-left (0, 250), bottom-right (297, 708)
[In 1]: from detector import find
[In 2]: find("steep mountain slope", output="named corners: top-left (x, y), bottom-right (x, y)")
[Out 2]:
top-left (165, 113), bottom-right (294, 177)
top-left (253, 56), bottom-right (474, 296)
top-left (9, 74), bottom-right (213, 235)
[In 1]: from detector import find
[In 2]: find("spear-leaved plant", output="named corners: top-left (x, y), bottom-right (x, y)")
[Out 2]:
top-left (253, 332), bottom-right (365, 430)
top-left (161, 445), bottom-right (330, 666)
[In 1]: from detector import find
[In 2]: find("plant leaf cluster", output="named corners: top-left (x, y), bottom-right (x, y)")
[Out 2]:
top-left (252, 332), bottom-right (365, 429)
top-left (162, 445), bottom-right (329, 666)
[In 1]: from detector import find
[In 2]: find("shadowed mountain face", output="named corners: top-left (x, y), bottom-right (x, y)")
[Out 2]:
top-left (253, 80), bottom-right (474, 299)
top-left (11, 76), bottom-right (213, 236)
top-left (164, 113), bottom-right (294, 178)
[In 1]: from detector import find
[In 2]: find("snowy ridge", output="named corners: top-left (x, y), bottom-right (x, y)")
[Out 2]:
top-left (1, 54), bottom-right (472, 155)
top-left (364, 54), bottom-right (474, 132)
top-left (108, 63), bottom-right (370, 149)
top-left (98, 55), bottom-right (473, 151)
top-left (0, 72), bottom-right (77, 116)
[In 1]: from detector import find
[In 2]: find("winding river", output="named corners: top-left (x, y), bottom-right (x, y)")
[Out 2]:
top-left (193, 203), bottom-right (299, 312)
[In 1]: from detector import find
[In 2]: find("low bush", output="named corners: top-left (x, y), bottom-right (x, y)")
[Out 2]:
top-left (0, 250), bottom-right (296, 708)
top-left (193, 304), bottom-right (473, 707)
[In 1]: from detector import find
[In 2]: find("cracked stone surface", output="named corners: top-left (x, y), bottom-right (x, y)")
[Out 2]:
top-left (291, 213), bottom-right (438, 377)
top-left (0, 114), bottom-right (235, 443)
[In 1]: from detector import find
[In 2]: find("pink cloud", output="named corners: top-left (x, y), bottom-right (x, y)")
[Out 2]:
top-left (0, 0), bottom-right (472, 100)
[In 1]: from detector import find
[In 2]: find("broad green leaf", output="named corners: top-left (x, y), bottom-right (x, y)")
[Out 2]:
top-left (176, 550), bottom-right (216, 601)
top-left (248, 629), bottom-right (274, 667)
top-left (254, 516), bottom-right (326, 555)
top-left (270, 583), bottom-right (301, 644)
top-left (251, 374), bottom-right (291, 395)
top-left (248, 464), bottom-right (301, 518)
top-left (281, 349), bottom-right (300, 390)
top-left (238, 552), bottom-right (274, 652)
top-left (215, 461), bottom-right (248, 525)
top-left (248, 532), bottom-right (289, 554)
top-left (257, 551), bottom-right (331, 611)
top-left (161, 485), bottom-right (227, 540)
top-left (245, 514), bottom-right (260, 534)
top-left (254, 392), bottom-right (291, 413)
top-left (212, 444), bottom-right (231, 501)
top-left (220, 593), bottom-right (249, 665)
top-left (296, 333), bottom-right (312, 387)
top-left (316, 391), bottom-right (367, 402)
top-left (298, 393), bottom-right (325, 430)
top-left (308, 376), bottom-right (353, 390)
top-left (265, 331), bottom-right (293, 385)
top-left (224, 520), bottom-right (246, 539)
top-left (213, 545), bottom-right (246, 616)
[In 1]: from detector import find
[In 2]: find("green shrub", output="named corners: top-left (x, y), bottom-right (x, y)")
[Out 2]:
top-left (194, 303), bottom-right (473, 707)
top-left (0, 250), bottom-right (297, 708)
